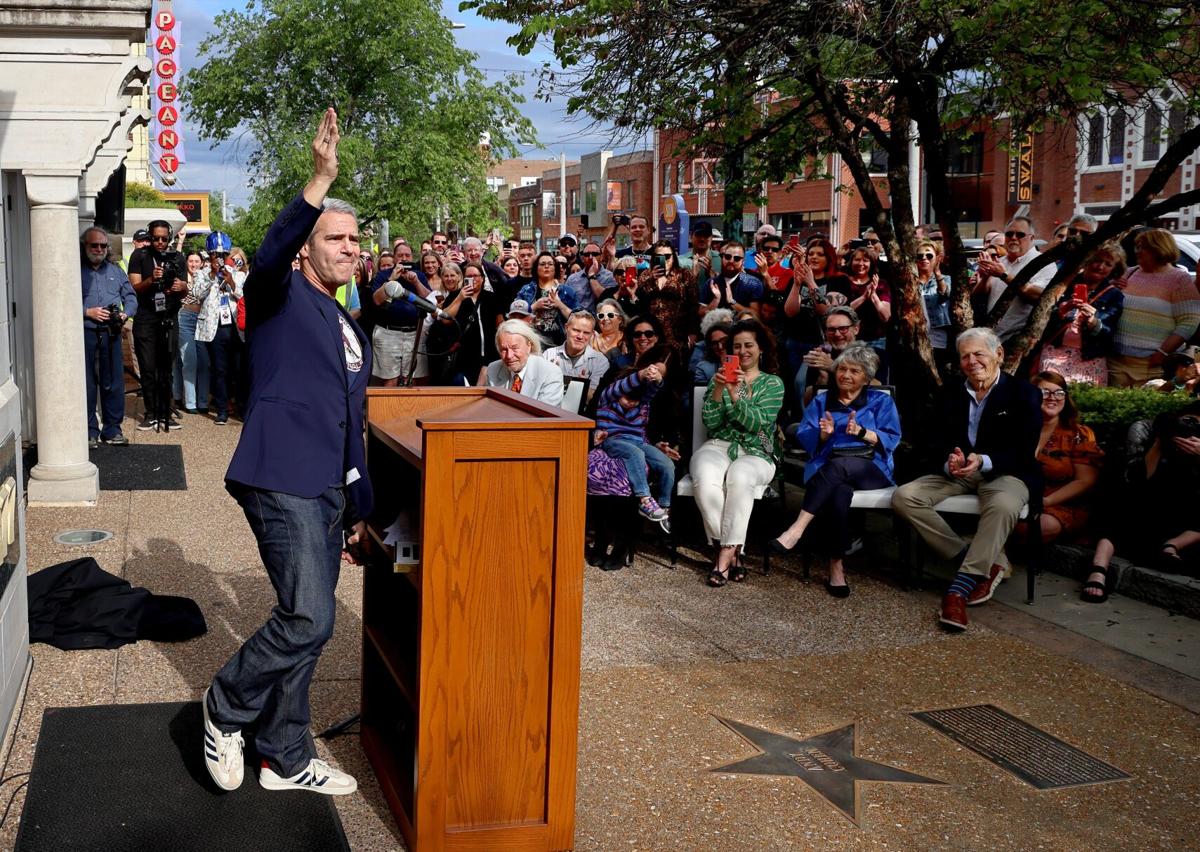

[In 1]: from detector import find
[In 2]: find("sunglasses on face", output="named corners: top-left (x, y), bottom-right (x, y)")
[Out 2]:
top-left (1005, 230), bottom-right (1029, 239)
top-left (721, 253), bottom-right (744, 262)
top-left (433, 239), bottom-right (447, 245)
top-left (596, 312), bottom-right (618, 319)
top-left (1067, 227), bottom-right (1090, 236)
top-left (826, 325), bottom-right (854, 334)
top-left (582, 251), bottom-right (601, 258)
top-left (151, 236), bottom-right (170, 243)
top-left (865, 239), bottom-right (881, 245)
top-left (919, 252), bottom-right (936, 260)
top-left (631, 330), bottom-right (657, 339)
top-left (85, 242), bottom-right (108, 249)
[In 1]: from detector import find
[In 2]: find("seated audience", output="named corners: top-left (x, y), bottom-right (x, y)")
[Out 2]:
top-left (1039, 242), bottom-right (1125, 385)
top-left (594, 346), bottom-right (675, 526)
top-left (892, 328), bottom-right (1041, 632)
top-left (481, 319), bottom-right (564, 406)
top-left (690, 318), bottom-right (785, 587)
top-left (689, 309), bottom-right (734, 386)
top-left (771, 344), bottom-right (900, 597)
top-left (544, 311), bottom-right (611, 399)
top-left (1019, 371), bottom-right (1103, 545)
top-left (592, 298), bottom-right (628, 355)
top-left (1145, 349), bottom-right (1200, 395)
top-left (1109, 228), bottom-right (1200, 388)
top-left (1084, 403), bottom-right (1200, 601)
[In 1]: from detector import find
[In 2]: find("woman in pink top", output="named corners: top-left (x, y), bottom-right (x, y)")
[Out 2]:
top-left (1109, 229), bottom-right (1200, 387)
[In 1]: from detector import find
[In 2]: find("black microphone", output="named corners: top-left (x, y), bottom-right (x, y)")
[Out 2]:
top-left (385, 282), bottom-right (450, 319)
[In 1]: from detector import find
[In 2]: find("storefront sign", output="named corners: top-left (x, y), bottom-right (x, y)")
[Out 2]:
top-left (162, 190), bottom-right (211, 231)
top-left (658, 194), bottom-right (690, 255)
top-left (1007, 133), bottom-right (1034, 204)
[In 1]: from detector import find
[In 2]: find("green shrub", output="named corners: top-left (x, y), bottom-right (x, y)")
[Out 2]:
top-left (1070, 384), bottom-right (1194, 455)
top-left (124, 181), bottom-right (177, 210)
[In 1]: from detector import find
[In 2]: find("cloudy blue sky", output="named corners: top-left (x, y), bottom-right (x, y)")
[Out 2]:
top-left (168, 0), bottom-right (630, 210)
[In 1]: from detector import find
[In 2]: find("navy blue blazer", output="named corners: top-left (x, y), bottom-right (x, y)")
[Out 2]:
top-left (225, 193), bottom-right (374, 522)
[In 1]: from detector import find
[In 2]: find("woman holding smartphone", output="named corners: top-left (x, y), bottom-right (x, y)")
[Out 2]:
top-left (690, 318), bottom-right (785, 586)
top-left (625, 239), bottom-right (696, 358)
top-left (1040, 242), bottom-right (1126, 385)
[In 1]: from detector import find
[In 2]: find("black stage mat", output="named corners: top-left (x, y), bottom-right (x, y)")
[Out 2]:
top-left (15, 702), bottom-right (350, 852)
top-left (90, 444), bottom-right (186, 491)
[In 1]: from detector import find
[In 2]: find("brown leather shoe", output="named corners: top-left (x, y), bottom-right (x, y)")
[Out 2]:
top-left (939, 594), bottom-right (968, 631)
top-left (966, 564), bottom-right (1005, 606)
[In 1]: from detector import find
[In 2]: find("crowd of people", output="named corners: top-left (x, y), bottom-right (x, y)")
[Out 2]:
top-left (82, 197), bottom-right (1200, 632)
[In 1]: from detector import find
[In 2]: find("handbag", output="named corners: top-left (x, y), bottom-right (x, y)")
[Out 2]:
top-left (1036, 284), bottom-right (1114, 386)
top-left (830, 442), bottom-right (875, 460)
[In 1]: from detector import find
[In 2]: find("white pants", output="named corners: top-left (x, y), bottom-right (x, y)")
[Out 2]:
top-left (690, 439), bottom-right (776, 547)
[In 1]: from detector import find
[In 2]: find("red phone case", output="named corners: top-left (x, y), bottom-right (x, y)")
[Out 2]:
top-left (625, 268), bottom-right (636, 287)
top-left (722, 355), bottom-right (739, 381)
top-left (1074, 284), bottom-right (1089, 302)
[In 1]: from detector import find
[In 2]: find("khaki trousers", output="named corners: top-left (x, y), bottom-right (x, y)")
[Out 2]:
top-left (892, 472), bottom-right (1029, 577)
top-left (1107, 353), bottom-right (1158, 388)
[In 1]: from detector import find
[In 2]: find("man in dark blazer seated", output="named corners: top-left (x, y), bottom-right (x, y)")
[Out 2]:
top-left (892, 327), bottom-right (1041, 632)
top-left (202, 109), bottom-right (370, 796)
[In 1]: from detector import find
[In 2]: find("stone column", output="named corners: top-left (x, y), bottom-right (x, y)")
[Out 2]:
top-left (25, 171), bottom-right (98, 505)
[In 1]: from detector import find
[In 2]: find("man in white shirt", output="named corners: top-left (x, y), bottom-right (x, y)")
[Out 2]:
top-left (973, 216), bottom-right (1056, 342)
top-left (482, 319), bottom-right (564, 406)
top-left (544, 311), bottom-right (610, 399)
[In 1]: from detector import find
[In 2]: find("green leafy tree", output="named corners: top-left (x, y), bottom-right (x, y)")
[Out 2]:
top-left (124, 180), bottom-right (177, 210)
top-left (181, 0), bottom-right (536, 254)
top-left (467, 0), bottom-right (1200, 383)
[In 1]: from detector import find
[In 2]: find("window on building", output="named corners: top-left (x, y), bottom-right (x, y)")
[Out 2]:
top-left (1143, 100), bottom-right (1164, 162)
top-left (519, 204), bottom-right (534, 228)
top-left (585, 180), bottom-right (597, 212)
top-left (677, 161), bottom-right (687, 193)
top-left (570, 189), bottom-right (579, 215)
top-left (625, 180), bottom-right (637, 210)
top-left (486, 176), bottom-right (504, 192)
top-left (519, 177), bottom-right (538, 187)
top-left (946, 133), bottom-right (985, 175)
top-left (1083, 109), bottom-right (1127, 167)
top-left (862, 141), bottom-right (888, 174)
top-left (1168, 101), bottom-right (1187, 147)
top-left (663, 163), bottom-right (672, 195)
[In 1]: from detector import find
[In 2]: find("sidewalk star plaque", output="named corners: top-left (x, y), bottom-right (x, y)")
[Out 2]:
top-left (712, 717), bottom-right (945, 824)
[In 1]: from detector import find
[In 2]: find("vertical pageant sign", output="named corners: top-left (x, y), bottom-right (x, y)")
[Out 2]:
top-left (149, 2), bottom-right (186, 186)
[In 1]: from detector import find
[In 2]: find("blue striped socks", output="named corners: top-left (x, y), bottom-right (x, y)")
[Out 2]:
top-left (947, 573), bottom-right (981, 599)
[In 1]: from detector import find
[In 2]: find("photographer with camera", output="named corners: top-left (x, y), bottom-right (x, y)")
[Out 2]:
top-left (128, 219), bottom-right (188, 431)
top-left (193, 232), bottom-right (246, 425)
top-left (608, 214), bottom-right (654, 268)
top-left (81, 227), bottom-right (137, 448)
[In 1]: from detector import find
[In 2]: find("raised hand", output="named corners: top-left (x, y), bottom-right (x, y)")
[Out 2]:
top-left (846, 409), bottom-right (860, 437)
top-left (304, 107), bottom-right (340, 208)
top-left (819, 410), bottom-right (835, 439)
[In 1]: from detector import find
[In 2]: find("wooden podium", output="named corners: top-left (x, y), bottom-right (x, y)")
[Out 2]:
top-left (360, 387), bottom-right (591, 851)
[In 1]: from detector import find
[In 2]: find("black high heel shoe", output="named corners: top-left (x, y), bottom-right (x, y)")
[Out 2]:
top-left (707, 565), bottom-right (729, 587)
top-left (824, 580), bottom-right (850, 598)
top-left (769, 537), bottom-right (797, 555)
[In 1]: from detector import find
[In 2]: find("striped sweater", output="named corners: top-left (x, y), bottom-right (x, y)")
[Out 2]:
top-left (596, 371), bottom-right (662, 441)
top-left (1114, 266), bottom-right (1200, 357)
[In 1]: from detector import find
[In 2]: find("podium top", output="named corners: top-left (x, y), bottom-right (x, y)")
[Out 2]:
top-left (366, 387), bottom-right (592, 465)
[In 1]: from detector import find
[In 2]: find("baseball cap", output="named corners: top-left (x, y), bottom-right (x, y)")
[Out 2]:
top-left (690, 221), bottom-right (713, 237)
top-left (507, 299), bottom-right (533, 318)
top-left (557, 234), bottom-right (577, 248)
top-left (132, 229), bottom-right (151, 242)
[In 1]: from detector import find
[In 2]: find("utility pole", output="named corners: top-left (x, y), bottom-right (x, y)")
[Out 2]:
top-left (560, 152), bottom-right (567, 238)
top-left (221, 190), bottom-right (227, 225)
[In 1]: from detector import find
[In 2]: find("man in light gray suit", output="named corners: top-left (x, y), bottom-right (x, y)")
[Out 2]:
top-left (482, 319), bottom-right (565, 406)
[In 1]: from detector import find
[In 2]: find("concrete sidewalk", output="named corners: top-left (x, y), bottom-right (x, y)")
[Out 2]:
top-left (0, 411), bottom-right (1195, 850)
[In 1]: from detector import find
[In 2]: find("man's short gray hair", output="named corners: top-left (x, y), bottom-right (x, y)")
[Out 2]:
top-left (1068, 213), bottom-right (1098, 230)
top-left (832, 342), bottom-right (879, 380)
top-left (956, 326), bottom-right (1002, 354)
top-left (825, 305), bottom-right (860, 327)
top-left (321, 197), bottom-right (357, 218)
top-left (81, 225), bottom-right (108, 243)
top-left (1005, 215), bottom-right (1034, 234)
top-left (495, 318), bottom-right (543, 354)
top-left (463, 236), bottom-right (483, 250)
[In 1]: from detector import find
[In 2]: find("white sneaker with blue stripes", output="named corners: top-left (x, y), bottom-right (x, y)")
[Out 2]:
top-left (202, 687), bottom-right (245, 791)
top-left (259, 758), bottom-right (358, 795)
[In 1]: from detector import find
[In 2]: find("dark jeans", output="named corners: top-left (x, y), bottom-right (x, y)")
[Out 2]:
top-left (84, 326), bottom-right (125, 439)
top-left (802, 457), bottom-right (892, 555)
top-left (132, 314), bottom-right (178, 422)
top-left (206, 323), bottom-right (235, 417)
top-left (207, 485), bottom-right (345, 776)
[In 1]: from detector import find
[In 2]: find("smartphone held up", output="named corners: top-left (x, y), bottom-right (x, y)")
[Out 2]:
top-left (721, 354), bottom-right (740, 383)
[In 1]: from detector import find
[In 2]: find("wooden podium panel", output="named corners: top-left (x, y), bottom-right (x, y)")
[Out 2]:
top-left (361, 387), bottom-right (590, 852)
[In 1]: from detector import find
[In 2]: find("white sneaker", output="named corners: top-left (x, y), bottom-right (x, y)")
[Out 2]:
top-left (202, 687), bottom-right (245, 791)
top-left (259, 758), bottom-right (358, 796)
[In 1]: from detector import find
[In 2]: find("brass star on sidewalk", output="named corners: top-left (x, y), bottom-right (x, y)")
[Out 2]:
top-left (712, 717), bottom-right (945, 825)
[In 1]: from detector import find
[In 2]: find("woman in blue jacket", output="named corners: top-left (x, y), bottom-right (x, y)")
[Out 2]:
top-left (770, 342), bottom-right (901, 596)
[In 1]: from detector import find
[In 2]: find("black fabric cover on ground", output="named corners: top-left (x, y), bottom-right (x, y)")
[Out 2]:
top-left (14, 702), bottom-right (351, 852)
top-left (27, 557), bottom-right (206, 649)
top-left (90, 443), bottom-right (187, 490)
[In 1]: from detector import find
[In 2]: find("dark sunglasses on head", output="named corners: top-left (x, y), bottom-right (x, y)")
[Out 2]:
top-left (721, 253), bottom-right (744, 261)
top-left (631, 330), bottom-right (657, 338)
top-left (1004, 230), bottom-right (1029, 239)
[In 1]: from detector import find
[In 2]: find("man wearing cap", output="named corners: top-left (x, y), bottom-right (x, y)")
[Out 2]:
top-left (557, 234), bottom-right (580, 270)
top-left (679, 221), bottom-right (721, 299)
top-left (744, 223), bottom-right (778, 271)
top-left (122, 228), bottom-right (151, 273)
top-left (507, 298), bottom-right (535, 324)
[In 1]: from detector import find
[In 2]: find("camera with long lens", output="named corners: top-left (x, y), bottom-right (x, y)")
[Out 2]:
top-left (156, 255), bottom-right (182, 293)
